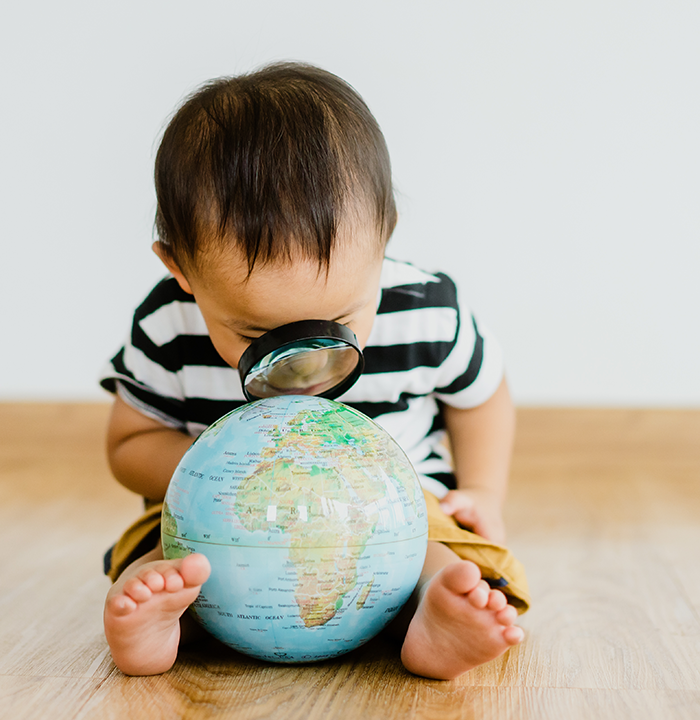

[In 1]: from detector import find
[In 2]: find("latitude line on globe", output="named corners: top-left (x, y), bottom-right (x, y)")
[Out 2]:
top-left (164, 532), bottom-right (429, 550)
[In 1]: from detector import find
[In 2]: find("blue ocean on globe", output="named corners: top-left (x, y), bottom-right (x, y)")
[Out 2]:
top-left (162, 395), bottom-right (428, 663)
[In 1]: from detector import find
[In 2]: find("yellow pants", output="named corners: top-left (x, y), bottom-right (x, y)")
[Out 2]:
top-left (105, 490), bottom-right (530, 613)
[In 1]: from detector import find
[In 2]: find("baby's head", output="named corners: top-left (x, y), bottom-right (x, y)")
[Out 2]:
top-left (153, 61), bottom-right (396, 277)
top-left (152, 63), bottom-right (396, 373)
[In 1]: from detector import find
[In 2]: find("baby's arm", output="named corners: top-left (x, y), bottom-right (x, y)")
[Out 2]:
top-left (107, 396), bottom-right (194, 502)
top-left (439, 377), bottom-right (516, 544)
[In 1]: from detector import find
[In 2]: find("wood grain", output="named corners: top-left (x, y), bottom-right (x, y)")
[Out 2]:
top-left (1, 404), bottom-right (699, 719)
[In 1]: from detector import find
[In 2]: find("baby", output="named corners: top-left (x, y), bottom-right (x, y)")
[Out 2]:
top-left (100, 62), bottom-right (529, 680)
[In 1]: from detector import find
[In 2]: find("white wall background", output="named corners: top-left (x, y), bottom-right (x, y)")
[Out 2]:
top-left (1, 1), bottom-right (698, 406)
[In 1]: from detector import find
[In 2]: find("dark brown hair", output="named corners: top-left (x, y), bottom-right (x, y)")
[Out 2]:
top-left (154, 62), bottom-right (397, 274)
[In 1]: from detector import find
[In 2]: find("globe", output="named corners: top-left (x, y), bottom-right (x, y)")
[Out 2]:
top-left (162, 395), bottom-right (429, 663)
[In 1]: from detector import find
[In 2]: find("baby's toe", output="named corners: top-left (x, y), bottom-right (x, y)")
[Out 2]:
top-left (503, 625), bottom-right (525, 645)
top-left (496, 604), bottom-right (518, 626)
top-left (162, 566), bottom-right (186, 592)
top-left (486, 589), bottom-right (507, 612)
top-left (466, 580), bottom-right (490, 609)
top-left (139, 568), bottom-right (167, 593)
top-left (440, 560), bottom-right (482, 595)
top-left (122, 577), bottom-right (152, 604)
top-left (180, 553), bottom-right (211, 587)
top-left (106, 593), bottom-right (137, 617)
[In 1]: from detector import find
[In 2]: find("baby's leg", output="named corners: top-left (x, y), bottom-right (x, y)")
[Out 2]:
top-left (399, 541), bottom-right (524, 680)
top-left (104, 546), bottom-right (210, 676)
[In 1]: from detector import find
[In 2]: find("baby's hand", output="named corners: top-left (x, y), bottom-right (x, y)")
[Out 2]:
top-left (439, 488), bottom-right (506, 545)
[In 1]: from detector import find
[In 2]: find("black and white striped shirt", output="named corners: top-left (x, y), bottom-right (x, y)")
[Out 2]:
top-left (100, 258), bottom-right (504, 498)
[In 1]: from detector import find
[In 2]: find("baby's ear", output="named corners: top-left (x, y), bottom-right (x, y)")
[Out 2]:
top-left (152, 241), bottom-right (194, 294)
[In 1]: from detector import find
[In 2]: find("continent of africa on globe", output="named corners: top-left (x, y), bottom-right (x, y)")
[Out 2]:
top-left (162, 395), bottom-right (429, 663)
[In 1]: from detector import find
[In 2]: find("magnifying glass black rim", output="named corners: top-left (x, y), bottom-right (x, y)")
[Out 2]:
top-left (238, 319), bottom-right (365, 402)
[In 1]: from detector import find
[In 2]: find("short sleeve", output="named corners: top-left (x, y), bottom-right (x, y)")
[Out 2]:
top-left (430, 277), bottom-right (504, 409)
top-left (354, 262), bottom-right (504, 410)
top-left (433, 312), bottom-right (504, 408)
top-left (99, 278), bottom-right (194, 429)
top-left (100, 277), bottom-right (246, 433)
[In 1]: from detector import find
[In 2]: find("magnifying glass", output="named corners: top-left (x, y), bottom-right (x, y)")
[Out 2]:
top-left (237, 320), bottom-right (364, 402)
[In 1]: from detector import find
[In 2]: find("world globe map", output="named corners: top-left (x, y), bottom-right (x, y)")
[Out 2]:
top-left (162, 395), bottom-right (429, 663)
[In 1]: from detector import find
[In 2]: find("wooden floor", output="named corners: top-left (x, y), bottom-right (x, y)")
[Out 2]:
top-left (1, 404), bottom-right (699, 720)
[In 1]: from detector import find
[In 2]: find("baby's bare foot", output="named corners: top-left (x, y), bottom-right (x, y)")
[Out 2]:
top-left (104, 553), bottom-right (210, 675)
top-left (401, 560), bottom-right (524, 680)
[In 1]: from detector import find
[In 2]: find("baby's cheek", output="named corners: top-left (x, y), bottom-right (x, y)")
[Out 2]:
top-left (211, 334), bottom-right (247, 370)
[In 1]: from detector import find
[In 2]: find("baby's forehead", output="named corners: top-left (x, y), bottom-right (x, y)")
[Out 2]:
top-left (193, 219), bottom-right (385, 283)
top-left (188, 240), bottom-right (383, 325)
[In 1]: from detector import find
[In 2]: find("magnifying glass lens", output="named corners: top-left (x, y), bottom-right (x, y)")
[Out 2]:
top-left (244, 340), bottom-right (358, 399)
top-left (238, 320), bottom-right (365, 401)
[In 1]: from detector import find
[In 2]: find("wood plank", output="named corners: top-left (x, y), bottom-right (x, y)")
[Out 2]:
top-left (0, 403), bottom-right (139, 680)
top-left (74, 681), bottom-right (700, 720)
top-left (504, 409), bottom-right (700, 693)
top-left (0, 676), bottom-right (107, 720)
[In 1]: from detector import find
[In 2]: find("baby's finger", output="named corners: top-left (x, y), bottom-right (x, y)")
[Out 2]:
top-left (439, 491), bottom-right (474, 516)
top-left (453, 507), bottom-right (481, 534)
